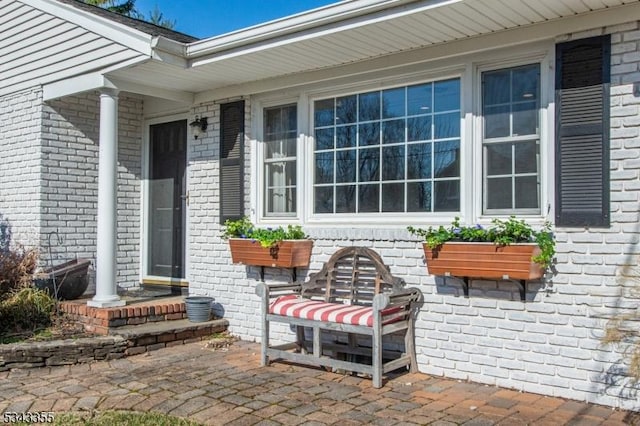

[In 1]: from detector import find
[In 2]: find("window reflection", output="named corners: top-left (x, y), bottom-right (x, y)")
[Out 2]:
top-left (313, 78), bottom-right (461, 214)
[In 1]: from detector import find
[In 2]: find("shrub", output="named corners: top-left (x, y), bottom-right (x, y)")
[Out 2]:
top-left (0, 287), bottom-right (55, 336)
top-left (0, 244), bottom-right (38, 301)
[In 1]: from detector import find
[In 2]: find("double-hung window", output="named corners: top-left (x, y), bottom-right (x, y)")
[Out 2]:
top-left (482, 64), bottom-right (541, 214)
top-left (313, 78), bottom-right (461, 215)
top-left (263, 104), bottom-right (297, 216)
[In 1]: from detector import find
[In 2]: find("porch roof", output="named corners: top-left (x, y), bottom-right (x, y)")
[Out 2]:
top-left (44, 0), bottom-right (640, 101)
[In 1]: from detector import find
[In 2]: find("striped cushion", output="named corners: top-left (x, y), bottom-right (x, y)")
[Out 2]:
top-left (269, 295), bottom-right (399, 327)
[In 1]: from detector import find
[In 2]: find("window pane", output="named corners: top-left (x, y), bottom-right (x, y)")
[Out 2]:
top-left (483, 70), bottom-right (510, 105)
top-left (407, 182), bottom-right (431, 212)
top-left (486, 143), bottom-right (512, 176)
top-left (336, 185), bottom-right (356, 213)
top-left (513, 102), bottom-right (537, 136)
top-left (313, 77), bottom-right (460, 216)
top-left (434, 112), bottom-right (460, 139)
top-left (315, 128), bottom-right (334, 150)
top-left (315, 186), bottom-right (333, 213)
top-left (382, 119), bottom-right (405, 144)
top-left (266, 161), bottom-right (296, 186)
top-left (359, 91), bottom-right (380, 121)
top-left (359, 122), bottom-right (380, 146)
top-left (336, 149), bottom-right (356, 183)
top-left (515, 176), bottom-right (538, 209)
top-left (407, 83), bottom-right (432, 116)
top-left (265, 105), bottom-right (296, 215)
top-left (266, 137), bottom-right (296, 158)
top-left (359, 184), bottom-right (379, 212)
top-left (336, 125), bottom-right (356, 149)
top-left (267, 187), bottom-right (296, 214)
top-left (434, 79), bottom-right (460, 112)
top-left (486, 177), bottom-right (512, 209)
top-left (382, 183), bottom-right (404, 212)
top-left (408, 116), bottom-right (432, 142)
top-left (382, 145), bottom-right (405, 181)
top-left (484, 105), bottom-right (510, 138)
top-left (512, 65), bottom-right (539, 102)
top-left (315, 99), bottom-right (334, 127)
top-left (315, 152), bottom-right (334, 184)
top-left (434, 180), bottom-right (460, 212)
top-left (336, 95), bottom-right (357, 124)
top-left (383, 87), bottom-right (405, 118)
top-left (515, 141), bottom-right (538, 173)
top-left (407, 143), bottom-right (432, 180)
top-left (434, 140), bottom-right (460, 178)
top-left (359, 147), bottom-right (380, 182)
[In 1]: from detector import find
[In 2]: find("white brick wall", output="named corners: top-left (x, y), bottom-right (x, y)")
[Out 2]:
top-left (0, 88), bottom-right (43, 247)
top-left (189, 23), bottom-right (640, 410)
top-left (41, 92), bottom-right (142, 289)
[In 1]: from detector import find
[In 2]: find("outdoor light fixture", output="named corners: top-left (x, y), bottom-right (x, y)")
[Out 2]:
top-left (189, 115), bottom-right (208, 139)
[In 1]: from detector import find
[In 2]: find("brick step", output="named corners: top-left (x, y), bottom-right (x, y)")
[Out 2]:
top-left (59, 296), bottom-right (196, 334)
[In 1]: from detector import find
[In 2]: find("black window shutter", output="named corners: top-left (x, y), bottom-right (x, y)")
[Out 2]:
top-left (220, 100), bottom-right (245, 223)
top-left (555, 35), bottom-right (610, 227)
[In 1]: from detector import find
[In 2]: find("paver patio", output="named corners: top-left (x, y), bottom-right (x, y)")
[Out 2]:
top-left (0, 340), bottom-right (638, 425)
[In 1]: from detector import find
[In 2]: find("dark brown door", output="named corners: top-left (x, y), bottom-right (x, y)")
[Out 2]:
top-left (148, 120), bottom-right (187, 278)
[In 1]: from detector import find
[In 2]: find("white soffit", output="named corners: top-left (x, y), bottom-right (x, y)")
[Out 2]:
top-left (109, 0), bottom-right (639, 95)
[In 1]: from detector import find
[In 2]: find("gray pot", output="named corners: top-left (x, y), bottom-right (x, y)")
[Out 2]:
top-left (185, 296), bottom-right (213, 322)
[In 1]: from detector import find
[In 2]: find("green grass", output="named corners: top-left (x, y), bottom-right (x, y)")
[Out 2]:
top-left (49, 410), bottom-right (203, 426)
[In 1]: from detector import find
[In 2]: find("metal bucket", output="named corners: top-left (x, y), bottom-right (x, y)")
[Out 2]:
top-left (185, 296), bottom-right (213, 322)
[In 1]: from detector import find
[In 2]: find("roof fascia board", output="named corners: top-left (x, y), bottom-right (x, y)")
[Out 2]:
top-left (24, 0), bottom-right (153, 56)
top-left (151, 37), bottom-right (188, 67)
top-left (194, 2), bottom-right (639, 103)
top-left (43, 71), bottom-right (194, 104)
top-left (187, 0), bottom-right (456, 60)
top-left (107, 77), bottom-right (194, 104)
top-left (43, 73), bottom-right (115, 100)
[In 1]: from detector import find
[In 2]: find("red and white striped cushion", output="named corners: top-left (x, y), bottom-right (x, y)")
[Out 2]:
top-left (269, 295), bottom-right (378, 327)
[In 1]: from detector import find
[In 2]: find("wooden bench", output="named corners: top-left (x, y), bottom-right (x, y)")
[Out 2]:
top-left (255, 246), bottom-right (422, 388)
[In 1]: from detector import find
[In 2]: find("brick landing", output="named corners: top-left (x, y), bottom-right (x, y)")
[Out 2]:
top-left (59, 296), bottom-right (188, 335)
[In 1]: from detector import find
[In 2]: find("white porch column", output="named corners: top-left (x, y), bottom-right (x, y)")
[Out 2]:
top-left (88, 89), bottom-right (125, 308)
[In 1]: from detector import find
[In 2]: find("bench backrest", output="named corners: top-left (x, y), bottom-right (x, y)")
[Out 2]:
top-left (301, 247), bottom-right (405, 305)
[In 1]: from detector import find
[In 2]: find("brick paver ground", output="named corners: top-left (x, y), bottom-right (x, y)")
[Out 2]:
top-left (1, 340), bottom-right (638, 425)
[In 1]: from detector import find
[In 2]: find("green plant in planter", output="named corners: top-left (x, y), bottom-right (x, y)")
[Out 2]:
top-left (407, 216), bottom-right (555, 268)
top-left (221, 217), bottom-right (307, 248)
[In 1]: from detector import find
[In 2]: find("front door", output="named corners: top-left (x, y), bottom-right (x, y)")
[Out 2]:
top-left (148, 120), bottom-right (187, 279)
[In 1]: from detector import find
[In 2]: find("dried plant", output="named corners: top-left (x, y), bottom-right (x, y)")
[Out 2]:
top-left (0, 244), bottom-right (39, 300)
top-left (603, 265), bottom-right (640, 381)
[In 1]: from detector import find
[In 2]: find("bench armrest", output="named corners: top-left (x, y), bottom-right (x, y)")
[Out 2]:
top-left (256, 282), bottom-right (302, 300)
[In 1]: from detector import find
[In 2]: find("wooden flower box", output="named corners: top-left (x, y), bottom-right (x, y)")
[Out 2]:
top-left (422, 242), bottom-right (543, 281)
top-left (228, 239), bottom-right (313, 268)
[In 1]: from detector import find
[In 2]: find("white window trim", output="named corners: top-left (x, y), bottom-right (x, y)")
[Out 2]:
top-left (304, 70), bottom-right (466, 227)
top-left (250, 40), bottom-right (556, 229)
top-left (251, 95), bottom-right (305, 226)
top-left (472, 47), bottom-right (555, 227)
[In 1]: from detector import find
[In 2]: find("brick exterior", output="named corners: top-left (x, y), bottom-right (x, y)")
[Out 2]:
top-left (40, 92), bottom-right (142, 290)
top-left (0, 89), bottom-right (142, 291)
top-left (187, 24), bottom-right (640, 410)
top-left (1, 19), bottom-right (638, 412)
top-left (0, 88), bottom-right (43, 247)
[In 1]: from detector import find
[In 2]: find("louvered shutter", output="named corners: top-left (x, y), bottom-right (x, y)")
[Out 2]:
top-left (555, 35), bottom-right (610, 227)
top-left (220, 101), bottom-right (245, 223)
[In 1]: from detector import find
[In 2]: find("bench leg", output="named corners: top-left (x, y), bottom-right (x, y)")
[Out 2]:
top-left (405, 318), bottom-right (418, 373)
top-left (260, 298), bottom-right (269, 367)
top-left (313, 326), bottom-right (321, 358)
top-left (372, 322), bottom-right (382, 388)
top-left (296, 326), bottom-right (307, 354)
